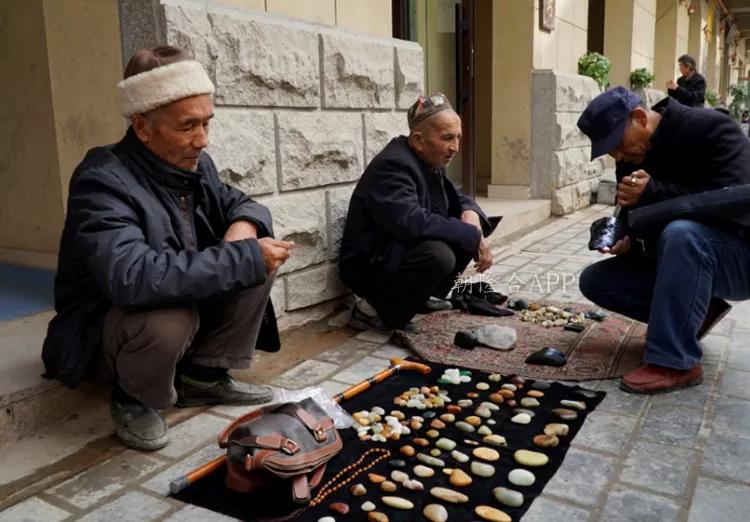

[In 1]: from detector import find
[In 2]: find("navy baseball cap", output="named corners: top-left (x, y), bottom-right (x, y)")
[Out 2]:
top-left (577, 86), bottom-right (642, 160)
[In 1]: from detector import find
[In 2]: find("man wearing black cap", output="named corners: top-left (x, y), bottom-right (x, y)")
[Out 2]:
top-left (338, 93), bottom-right (493, 332)
top-left (576, 86), bottom-right (750, 394)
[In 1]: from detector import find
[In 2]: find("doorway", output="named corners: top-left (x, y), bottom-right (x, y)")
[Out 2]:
top-left (393, 0), bottom-right (477, 197)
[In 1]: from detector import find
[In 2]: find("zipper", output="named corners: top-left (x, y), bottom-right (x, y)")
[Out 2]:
top-left (179, 193), bottom-right (197, 249)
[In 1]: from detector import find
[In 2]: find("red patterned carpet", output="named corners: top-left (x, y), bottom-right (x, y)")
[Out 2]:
top-left (393, 303), bottom-right (647, 380)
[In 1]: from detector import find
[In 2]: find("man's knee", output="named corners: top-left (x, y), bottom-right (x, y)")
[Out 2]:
top-left (578, 264), bottom-right (598, 299)
top-left (420, 240), bottom-right (457, 277)
top-left (125, 307), bottom-right (199, 359)
top-left (658, 220), bottom-right (705, 252)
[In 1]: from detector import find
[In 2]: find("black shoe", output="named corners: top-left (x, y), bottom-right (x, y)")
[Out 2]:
top-left (349, 304), bottom-right (420, 334)
top-left (175, 374), bottom-right (274, 407)
top-left (110, 396), bottom-right (168, 451)
top-left (525, 347), bottom-right (567, 367)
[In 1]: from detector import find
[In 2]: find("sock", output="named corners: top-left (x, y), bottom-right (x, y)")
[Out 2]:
top-left (179, 362), bottom-right (228, 384)
top-left (113, 385), bottom-right (141, 405)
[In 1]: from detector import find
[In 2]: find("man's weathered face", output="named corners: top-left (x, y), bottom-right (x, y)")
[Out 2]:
top-left (608, 108), bottom-right (652, 165)
top-left (132, 94), bottom-right (213, 171)
top-left (411, 111), bottom-right (462, 168)
top-left (678, 62), bottom-right (691, 77)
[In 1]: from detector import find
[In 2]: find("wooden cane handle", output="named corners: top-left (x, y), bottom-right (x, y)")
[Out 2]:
top-left (389, 357), bottom-right (431, 375)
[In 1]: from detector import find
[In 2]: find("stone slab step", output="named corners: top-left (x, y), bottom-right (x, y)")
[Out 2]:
top-left (475, 197), bottom-right (553, 254)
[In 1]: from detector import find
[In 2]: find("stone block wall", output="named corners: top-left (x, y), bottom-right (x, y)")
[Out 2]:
top-left (530, 71), bottom-right (615, 215)
top-left (119, 0), bottom-right (419, 330)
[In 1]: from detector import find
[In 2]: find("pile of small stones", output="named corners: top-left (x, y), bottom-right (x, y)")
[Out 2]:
top-left (518, 304), bottom-right (586, 328)
top-left (327, 370), bottom-right (592, 522)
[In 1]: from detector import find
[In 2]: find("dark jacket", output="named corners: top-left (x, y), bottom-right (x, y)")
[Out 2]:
top-left (667, 72), bottom-right (706, 107)
top-left (338, 136), bottom-right (491, 295)
top-left (616, 98), bottom-right (750, 241)
top-left (43, 128), bottom-right (278, 387)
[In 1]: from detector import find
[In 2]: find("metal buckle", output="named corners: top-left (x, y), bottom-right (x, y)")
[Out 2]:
top-left (281, 438), bottom-right (300, 455)
top-left (313, 428), bottom-right (326, 442)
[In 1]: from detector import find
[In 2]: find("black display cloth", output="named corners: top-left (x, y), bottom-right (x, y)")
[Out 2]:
top-left (172, 359), bottom-right (605, 521)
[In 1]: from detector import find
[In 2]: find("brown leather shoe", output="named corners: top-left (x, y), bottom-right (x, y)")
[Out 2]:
top-left (620, 363), bottom-right (703, 394)
top-left (697, 298), bottom-right (732, 340)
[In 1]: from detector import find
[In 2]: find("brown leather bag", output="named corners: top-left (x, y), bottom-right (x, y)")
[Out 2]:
top-left (218, 398), bottom-right (343, 503)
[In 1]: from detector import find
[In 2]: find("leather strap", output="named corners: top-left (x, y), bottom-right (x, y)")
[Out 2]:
top-left (291, 474), bottom-right (310, 503)
top-left (275, 403), bottom-right (328, 442)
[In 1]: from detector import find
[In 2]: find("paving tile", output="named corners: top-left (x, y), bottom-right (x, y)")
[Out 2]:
top-left (650, 379), bottom-right (712, 409)
top-left (0, 497), bottom-right (70, 522)
top-left (77, 491), bottom-right (172, 522)
top-left (333, 356), bottom-right (393, 385)
top-left (543, 447), bottom-right (617, 506)
top-left (701, 335), bottom-right (728, 365)
top-left (521, 495), bottom-right (590, 522)
top-left (712, 397), bottom-right (750, 437)
top-left (354, 330), bottom-right (390, 343)
top-left (314, 337), bottom-right (379, 366)
top-left (595, 380), bottom-right (649, 416)
top-left (727, 348), bottom-right (750, 373)
top-left (317, 379), bottom-right (350, 397)
top-left (210, 403), bottom-right (262, 419)
top-left (640, 403), bottom-right (704, 448)
top-left (718, 369), bottom-right (750, 400)
top-left (688, 476), bottom-right (750, 522)
top-left (599, 486), bottom-right (681, 522)
top-left (271, 359), bottom-right (339, 389)
top-left (156, 413), bottom-right (228, 459)
top-left (620, 440), bottom-right (696, 497)
top-left (571, 411), bottom-right (638, 455)
top-left (163, 504), bottom-right (239, 521)
top-left (142, 444), bottom-right (224, 496)
top-left (701, 430), bottom-right (750, 483)
top-left (370, 343), bottom-right (412, 360)
top-left (47, 450), bottom-right (165, 509)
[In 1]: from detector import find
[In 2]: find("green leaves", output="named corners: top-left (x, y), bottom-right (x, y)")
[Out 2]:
top-left (578, 52), bottom-right (611, 90)
top-left (629, 68), bottom-right (655, 90)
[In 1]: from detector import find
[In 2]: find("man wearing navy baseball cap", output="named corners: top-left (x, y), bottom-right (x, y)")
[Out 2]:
top-left (576, 86), bottom-right (750, 394)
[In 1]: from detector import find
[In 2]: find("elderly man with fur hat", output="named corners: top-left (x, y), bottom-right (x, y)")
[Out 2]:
top-left (338, 93), bottom-right (494, 332)
top-left (42, 46), bottom-right (294, 450)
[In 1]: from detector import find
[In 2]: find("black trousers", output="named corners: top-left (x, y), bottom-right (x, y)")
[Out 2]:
top-left (363, 240), bottom-right (472, 329)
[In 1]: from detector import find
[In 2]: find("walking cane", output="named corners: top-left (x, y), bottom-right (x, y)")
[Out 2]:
top-left (168, 357), bottom-right (431, 494)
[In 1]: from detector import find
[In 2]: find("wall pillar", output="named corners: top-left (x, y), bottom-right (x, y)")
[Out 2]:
top-left (654, 0), bottom-right (690, 92)
top-left (486, 0), bottom-right (534, 199)
top-left (603, 0), bottom-right (656, 88)
top-left (0, 0), bottom-right (123, 268)
top-left (687, 0), bottom-right (707, 72)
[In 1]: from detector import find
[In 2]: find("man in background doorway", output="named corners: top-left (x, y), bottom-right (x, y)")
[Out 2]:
top-left (666, 54), bottom-right (706, 107)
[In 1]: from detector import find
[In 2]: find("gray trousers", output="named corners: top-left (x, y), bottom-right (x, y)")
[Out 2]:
top-left (100, 276), bottom-right (274, 409)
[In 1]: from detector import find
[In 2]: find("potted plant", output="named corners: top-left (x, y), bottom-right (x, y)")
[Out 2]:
top-left (705, 89), bottom-right (719, 108)
top-left (629, 68), bottom-right (655, 90)
top-left (578, 52), bottom-right (611, 91)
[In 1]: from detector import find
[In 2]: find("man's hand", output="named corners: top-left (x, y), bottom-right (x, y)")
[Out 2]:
top-left (258, 238), bottom-right (295, 275)
top-left (461, 210), bottom-right (492, 272)
top-left (224, 220), bottom-right (258, 242)
top-left (617, 169), bottom-right (650, 207)
top-left (474, 236), bottom-right (493, 273)
top-left (599, 235), bottom-right (631, 256)
top-left (666, 79), bottom-right (677, 90)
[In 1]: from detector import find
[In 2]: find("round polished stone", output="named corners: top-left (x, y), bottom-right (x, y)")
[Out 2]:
top-left (389, 459), bottom-right (406, 468)
top-left (511, 413), bottom-right (531, 424)
top-left (526, 390), bottom-right (545, 398)
top-left (473, 447), bottom-right (500, 462)
top-left (493, 486), bottom-right (524, 507)
top-left (475, 505), bottom-right (511, 522)
top-left (508, 468), bottom-right (536, 486)
top-left (430, 486), bottom-right (469, 504)
top-left (436, 438), bottom-right (456, 451)
top-left (423, 504), bottom-right (449, 522)
top-left (400, 445), bottom-right (415, 457)
top-left (560, 399), bottom-right (587, 410)
top-left (390, 470), bottom-right (408, 483)
top-left (329, 502), bottom-right (350, 515)
top-left (544, 423), bottom-right (570, 437)
top-left (351, 483), bottom-right (367, 496)
top-left (451, 450), bottom-right (469, 463)
top-left (440, 413), bottom-right (456, 423)
top-left (361, 501), bottom-right (376, 511)
top-left (449, 468), bottom-right (473, 487)
top-left (382, 496), bottom-right (414, 510)
top-left (533, 434), bottom-right (560, 448)
top-left (520, 397), bottom-right (540, 407)
top-left (514, 449), bottom-right (549, 466)
top-left (477, 425), bottom-right (492, 436)
top-left (483, 434), bottom-right (507, 447)
top-left (367, 512), bottom-right (389, 522)
top-left (368, 473), bottom-right (386, 483)
top-left (476, 382), bottom-right (490, 391)
top-left (414, 464), bottom-right (435, 478)
top-left (380, 480), bottom-right (397, 493)
top-left (465, 415), bottom-right (482, 427)
top-left (470, 460), bottom-right (496, 477)
top-left (531, 380), bottom-right (551, 390)
top-left (455, 421), bottom-right (475, 432)
top-left (552, 408), bottom-right (578, 420)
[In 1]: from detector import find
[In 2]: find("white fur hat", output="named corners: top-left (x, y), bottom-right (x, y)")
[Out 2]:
top-left (117, 60), bottom-right (215, 118)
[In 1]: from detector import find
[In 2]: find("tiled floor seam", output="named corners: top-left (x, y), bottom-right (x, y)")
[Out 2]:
top-left (585, 394), bottom-right (654, 522)
top-left (676, 336), bottom-right (731, 522)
